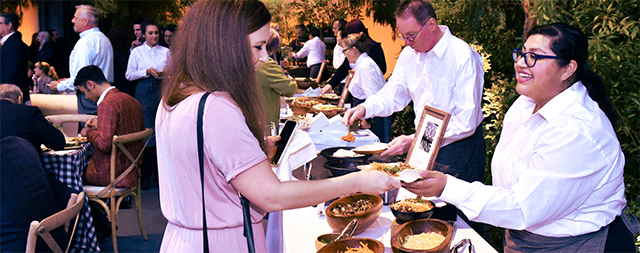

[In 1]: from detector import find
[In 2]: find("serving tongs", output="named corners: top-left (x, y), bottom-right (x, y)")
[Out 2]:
top-left (332, 219), bottom-right (358, 243)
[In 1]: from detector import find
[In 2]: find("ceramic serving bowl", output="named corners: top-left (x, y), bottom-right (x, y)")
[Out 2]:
top-left (325, 193), bottom-right (383, 235)
top-left (390, 218), bottom-right (453, 253)
top-left (315, 233), bottom-right (340, 250)
top-left (317, 237), bottom-right (384, 253)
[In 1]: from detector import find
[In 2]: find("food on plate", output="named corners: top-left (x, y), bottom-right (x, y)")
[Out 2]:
top-left (352, 142), bottom-right (388, 154)
top-left (391, 198), bottom-right (434, 212)
top-left (340, 242), bottom-right (375, 253)
top-left (370, 162), bottom-right (414, 176)
top-left (313, 104), bottom-right (343, 111)
top-left (331, 199), bottom-right (374, 215)
top-left (402, 232), bottom-right (446, 250)
top-left (341, 132), bottom-right (355, 142)
top-left (290, 97), bottom-right (320, 108)
top-left (65, 137), bottom-right (81, 147)
top-left (320, 94), bottom-right (340, 100)
top-left (332, 149), bottom-right (364, 158)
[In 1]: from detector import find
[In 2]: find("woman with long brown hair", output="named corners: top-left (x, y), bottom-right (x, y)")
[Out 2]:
top-left (156, 0), bottom-right (399, 251)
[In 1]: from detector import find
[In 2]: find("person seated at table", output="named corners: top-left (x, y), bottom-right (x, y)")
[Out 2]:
top-left (257, 28), bottom-right (297, 132)
top-left (322, 19), bottom-right (387, 96)
top-left (0, 136), bottom-right (70, 252)
top-left (341, 32), bottom-right (393, 143)
top-left (155, 1), bottom-right (400, 252)
top-left (0, 83), bottom-right (65, 151)
top-left (291, 28), bottom-right (326, 79)
top-left (76, 65), bottom-right (145, 188)
top-left (33, 61), bottom-right (59, 94)
top-left (402, 23), bottom-right (637, 252)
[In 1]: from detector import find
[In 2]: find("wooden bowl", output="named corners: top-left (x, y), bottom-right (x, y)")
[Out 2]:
top-left (315, 233), bottom-right (340, 250)
top-left (296, 80), bottom-right (318, 90)
top-left (289, 105), bottom-right (312, 116)
top-left (325, 193), bottom-right (383, 235)
top-left (317, 237), bottom-right (384, 253)
top-left (390, 218), bottom-right (453, 253)
top-left (390, 198), bottom-right (435, 223)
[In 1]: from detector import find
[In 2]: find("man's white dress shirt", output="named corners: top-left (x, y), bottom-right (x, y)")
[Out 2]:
top-left (57, 28), bottom-right (113, 92)
top-left (362, 26), bottom-right (484, 146)
top-left (294, 36), bottom-right (326, 67)
top-left (125, 42), bottom-right (170, 81)
top-left (440, 82), bottom-right (626, 237)
top-left (348, 52), bottom-right (385, 100)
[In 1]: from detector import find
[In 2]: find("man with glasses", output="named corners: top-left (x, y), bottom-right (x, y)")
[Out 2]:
top-left (0, 12), bottom-right (31, 104)
top-left (342, 0), bottom-right (486, 235)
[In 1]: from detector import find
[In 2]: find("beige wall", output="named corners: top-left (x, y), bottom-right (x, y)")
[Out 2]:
top-left (362, 18), bottom-right (403, 79)
top-left (15, 3), bottom-right (39, 46)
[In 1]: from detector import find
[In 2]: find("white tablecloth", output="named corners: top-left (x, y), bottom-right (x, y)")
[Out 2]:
top-left (281, 205), bottom-right (497, 253)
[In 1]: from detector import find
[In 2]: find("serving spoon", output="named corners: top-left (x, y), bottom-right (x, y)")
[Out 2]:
top-left (397, 169), bottom-right (422, 183)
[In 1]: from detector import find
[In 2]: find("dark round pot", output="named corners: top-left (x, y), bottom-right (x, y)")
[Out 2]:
top-left (323, 160), bottom-right (365, 178)
top-left (320, 147), bottom-right (372, 163)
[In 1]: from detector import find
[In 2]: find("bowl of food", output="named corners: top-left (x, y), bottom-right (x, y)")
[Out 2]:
top-left (390, 197), bottom-right (436, 223)
top-left (326, 193), bottom-right (383, 235)
top-left (295, 77), bottom-right (318, 89)
top-left (317, 238), bottom-right (384, 253)
top-left (390, 218), bottom-right (453, 253)
top-left (323, 160), bottom-right (366, 178)
top-left (320, 147), bottom-right (372, 163)
top-left (315, 233), bottom-right (341, 250)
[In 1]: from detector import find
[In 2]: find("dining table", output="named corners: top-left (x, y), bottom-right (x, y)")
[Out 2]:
top-left (40, 142), bottom-right (100, 252)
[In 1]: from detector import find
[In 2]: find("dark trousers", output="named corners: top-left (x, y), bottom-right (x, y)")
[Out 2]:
top-left (141, 146), bottom-right (157, 184)
top-left (309, 63), bottom-right (321, 79)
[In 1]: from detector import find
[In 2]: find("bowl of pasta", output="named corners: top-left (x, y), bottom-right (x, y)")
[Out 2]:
top-left (390, 197), bottom-right (435, 223)
top-left (317, 237), bottom-right (384, 253)
top-left (390, 218), bottom-right (453, 253)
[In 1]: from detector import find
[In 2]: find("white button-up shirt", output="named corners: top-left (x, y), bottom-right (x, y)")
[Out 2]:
top-left (294, 36), bottom-right (326, 67)
top-left (348, 52), bottom-right (385, 100)
top-left (125, 42), bottom-right (170, 81)
top-left (0, 31), bottom-right (15, 44)
top-left (57, 28), bottom-right (114, 92)
top-left (440, 82), bottom-right (626, 236)
top-left (362, 26), bottom-right (484, 146)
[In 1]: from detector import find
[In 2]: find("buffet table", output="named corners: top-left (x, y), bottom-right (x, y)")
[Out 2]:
top-left (281, 205), bottom-right (497, 252)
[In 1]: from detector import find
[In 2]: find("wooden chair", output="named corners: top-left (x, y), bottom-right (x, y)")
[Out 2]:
top-left (25, 192), bottom-right (85, 253)
top-left (83, 128), bottom-right (153, 253)
top-left (316, 60), bottom-right (327, 82)
top-left (45, 114), bottom-right (95, 137)
top-left (338, 69), bottom-right (356, 108)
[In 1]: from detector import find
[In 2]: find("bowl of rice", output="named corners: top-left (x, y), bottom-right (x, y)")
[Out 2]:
top-left (320, 147), bottom-right (372, 163)
top-left (390, 218), bottom-right (453, 253)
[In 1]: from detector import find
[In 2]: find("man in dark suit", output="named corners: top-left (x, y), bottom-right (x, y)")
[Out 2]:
top-left (0, 12), bottom-right (31, 103)
top-left (0, 84), bottom-right (65, 151)
top-left (75, 65), bottom-right (145, 188)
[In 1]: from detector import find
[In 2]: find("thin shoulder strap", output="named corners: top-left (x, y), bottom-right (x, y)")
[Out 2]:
top-left (198, 92), bottom-right (211, 253)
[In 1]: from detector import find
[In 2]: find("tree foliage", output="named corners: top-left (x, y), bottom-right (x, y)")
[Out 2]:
top-left (92, 0), bottom-right (195, 28)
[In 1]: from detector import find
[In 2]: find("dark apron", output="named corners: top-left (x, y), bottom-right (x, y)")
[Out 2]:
top-left (135, 77), bottom-right (160, 147)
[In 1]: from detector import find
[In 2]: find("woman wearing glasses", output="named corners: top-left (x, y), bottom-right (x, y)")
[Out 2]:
top-left (402, 23), bottom-right (635, 252)
top-left (341, 32), bottom-right (393, 142)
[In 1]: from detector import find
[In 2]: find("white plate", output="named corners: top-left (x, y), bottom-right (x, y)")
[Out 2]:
top-left (351, 131), bottom-right (369, 137)
top-left (352, 142), bottom-right (388, 154)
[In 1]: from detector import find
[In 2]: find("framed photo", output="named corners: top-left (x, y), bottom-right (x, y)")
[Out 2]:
top-left (405, 106), bottom-right (451, 171)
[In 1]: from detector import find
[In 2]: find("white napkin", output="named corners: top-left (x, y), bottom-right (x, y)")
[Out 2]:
top-left (308, 113), bottom-right (329, 133)
top-left (293, 87), bottom-right (322, 97)
top-left (272, 130), bottom-right (317, 181)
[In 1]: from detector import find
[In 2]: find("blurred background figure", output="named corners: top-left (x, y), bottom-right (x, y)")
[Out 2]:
top-left (33, 61), bottom-right (59, 94)
top-left (0, 12), bottom-right (31, 104)
top-left (109, 26), bottom-right (137, 97)
top-left (160, 24), bottom-right (176, 48)
top-left (291, 28), bottom-right (326, 79)
top-left (33, 31), bottom-right (56, 64)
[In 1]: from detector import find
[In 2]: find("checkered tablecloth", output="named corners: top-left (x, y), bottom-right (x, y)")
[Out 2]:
top-left (41, 142), bottom-right (100, 252)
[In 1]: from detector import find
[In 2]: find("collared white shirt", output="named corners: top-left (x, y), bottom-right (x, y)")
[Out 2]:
top-left (1, 31), bottom-right (15, 44)
top-left (125, 42), bottom-right (170, 81)
top-left (362, 26), bottom-right (484, 146)
top-left (57, 28), bottom-right (114, 92)
top-left (333, 43), bottom-right (345, 69)
top-left (348, 52), bottom-right (385, 100)
top-left (96, 86), bottom-right (116, 106)
top-left (294, 36), bottom-right (326, 67)
top-left (440, 82), bottom-right (626, 237)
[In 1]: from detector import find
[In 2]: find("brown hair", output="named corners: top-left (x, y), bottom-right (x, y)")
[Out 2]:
top-left (35, 62), bottom-right (59, 80)
top-left (161, 0), bottom-right (271, 153)
top-left (342, 32), bottom-right (369, 54)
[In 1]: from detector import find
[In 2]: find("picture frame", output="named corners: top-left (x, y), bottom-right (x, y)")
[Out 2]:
top-left (337, 70), bottom-right (355, 109)
top-left (405, 106), bottom-right (451, 171)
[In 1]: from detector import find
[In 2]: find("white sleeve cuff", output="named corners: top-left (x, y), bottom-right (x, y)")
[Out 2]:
top-left (438, 174), bottom-right (472, 205)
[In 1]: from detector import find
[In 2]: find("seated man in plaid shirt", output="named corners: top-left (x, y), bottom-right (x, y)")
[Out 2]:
top-left (76, 65), bottom-right (145, 188)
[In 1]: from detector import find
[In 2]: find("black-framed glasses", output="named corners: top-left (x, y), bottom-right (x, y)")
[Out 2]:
top-left (398, 21), bottom-right (427, 42)
top-left (512, 48), bottom-right (561, 67)
top-left (342, 47), bottom-right (352, 54)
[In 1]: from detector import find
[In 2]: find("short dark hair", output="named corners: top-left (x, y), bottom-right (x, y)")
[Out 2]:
top-left (141, 19), bottom-right (157, 35)
top-left (0, 12), bottom-right (20, 31)
top-left (310, 28), bottom-right (322, 38)
top-left (74, 65), bottom-right (107, 88)
top-left (295, 24), bottom-right (305, 30)
top-left (395, 0), bottom-right (437, 25)
top-left (133, 17), bottom-right (146, 25)
top-left (334, 19), bottom-right (347, 30)
top-left (165, 24), bottom-right (177, 33)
